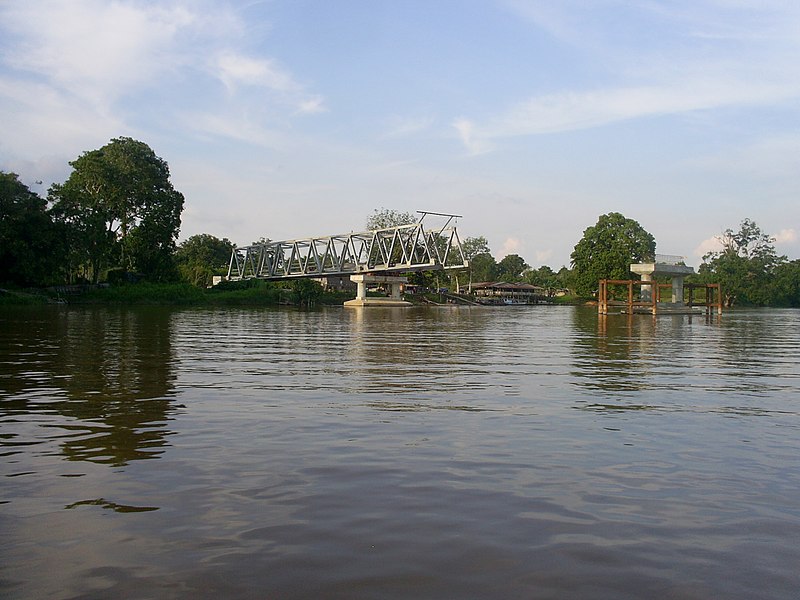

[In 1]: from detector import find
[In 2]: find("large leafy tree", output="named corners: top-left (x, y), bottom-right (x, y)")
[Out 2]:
top-left (496, 254), bottom-right (529, 282)
top-left (698, 218), bottom-right (785, 306)
top-left (459, 235), bottom-right (491, 289)
top-left (571, 212), bottom-right (656, 297)
top-left (461, 236), bottom-right (490, 260)
top-left (469, 252), bottom-right (498, 283)
top-left (524, 265), bottom-right (558, 288)
top-left (364, 208), bottom-right (419, 269)
top-left (49, 137), bottom-right (184, 282)
top-left (175, 234), bottom-right (234, 287)
top-left (366, 208), bottom-right (416, 230)
top-left (556, 266), bottom-right (576, 293)
top-left (771, 260), bottom-right (800, 307)
top-left (0, 172), bottom-right (63, 286)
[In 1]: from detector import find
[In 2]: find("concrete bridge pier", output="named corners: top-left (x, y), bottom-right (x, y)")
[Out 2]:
top-left (344, 274), bottom-right (412, 307)
top-left (640, 272), bottom-right (653, 303)
top-left (630, 260), bottom-right (696, 313)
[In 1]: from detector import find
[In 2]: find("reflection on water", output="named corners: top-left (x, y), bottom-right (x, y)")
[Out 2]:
top-left (0, 307), bottom-right (175, 466)
top-left (64, 497), bottom-right (159, 513)
top-left (2, 305), bottom-right (800, 599)
top-left (571, 308), bottom-right (800, 413)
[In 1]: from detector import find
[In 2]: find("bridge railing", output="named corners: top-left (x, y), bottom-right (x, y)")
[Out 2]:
top-left (654, 254), bottom-right (686, 265)
top-left (227, 222), bottom-right (468, 280)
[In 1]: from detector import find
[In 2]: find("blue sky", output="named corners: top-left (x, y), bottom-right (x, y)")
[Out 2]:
top-left (1, 0), bottom-right (798, 268)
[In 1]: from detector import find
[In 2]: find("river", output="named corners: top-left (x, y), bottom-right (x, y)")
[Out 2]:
top-left (1, 305), bottom-right (799, 599)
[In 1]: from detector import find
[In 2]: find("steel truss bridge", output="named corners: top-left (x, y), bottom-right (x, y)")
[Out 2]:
top-left (227, 212), bottom-right (468, 281)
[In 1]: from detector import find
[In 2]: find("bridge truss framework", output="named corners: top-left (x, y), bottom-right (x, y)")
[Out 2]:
top-left (227, 216), bottom-right (469, 281)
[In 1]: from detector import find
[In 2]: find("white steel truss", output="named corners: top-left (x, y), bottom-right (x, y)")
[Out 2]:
top-left (227, 222), bottom-right (468, 280)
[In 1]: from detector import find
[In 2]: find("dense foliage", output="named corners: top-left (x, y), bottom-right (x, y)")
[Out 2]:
top-left (570, 212), bottom-right (656, 297)
top-left (467, 253), bottom-right (498, 284)
top-left (496, 254), bottom-right (529, 281)
top-left (697, 219), bottom-right (798, 307)
top-left (175, 234), bottom-right (234, 287)
top-left (3, 164), bottom-right (798, 309)
top-left (48, 137), bottom-right (184, 283)
top-left (366, 208), bottom-right (416, 230)
top-left (0, 172), bottom-right (64, 286)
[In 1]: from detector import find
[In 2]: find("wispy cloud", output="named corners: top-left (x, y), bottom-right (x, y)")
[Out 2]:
top-left (179, 110), bottom-right (288, 147)
top-left (460, 1), bottom-right (800, 152)
top-left (500, 237), bottom-right (523, 258)
top-left (383, 115), bottom-right (435, 139)
top-left (694, 235), bottom-right (725, 259)
top-left (455, 74), bottom-right (798, 152)
top-left (0, 76), bottom-right (124, 157)
top-left (690, 133), bottom-right (800, 179)
top-left (215, 52), bottom-right (299, 93)
top-left (2, 1), bottom-right (195, 107)
top-left (0, 0), bottom-right (325, 160)
top-left (774, 228), bottom-right (797, 244)
top-left (453, 118), bottom-right (494, 156)
top-left (297, 96), bottom-right (327, 114)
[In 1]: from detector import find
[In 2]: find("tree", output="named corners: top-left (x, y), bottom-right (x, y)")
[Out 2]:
top-left (469, 252), bottom-right (497, 283)
top-left (496, 254), bottom-right (529, 282)
top-left (524, 265), bottom-right (558, 288)
top-left (461, 236), bottom-right (490, 260)
top-left (699, 218), bottom-right (785, 306)
top-left (712, 218), bottom-right (779, 263)
top-left (49, 137), bottom-right (184, 282)
top-left (175, 234), bottom-right (234, 287)
top-left (771, 260), bottom-right (800, 307)
top-left (570, 212), bottom-right (656, 297)
top-left (0, 172), bottom-right (63, 286)
top-left (556, 266), bottom-right (576, 293)
top-left (366, 208), bottom-right (416, 230)
top-left (289, 278), bottom-right (323, 306)
top-left (459, 236), bottom-right (491, 290)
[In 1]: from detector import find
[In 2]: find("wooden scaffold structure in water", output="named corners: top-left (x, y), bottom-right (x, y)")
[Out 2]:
top-left (598, 255), bottom-right (723, 316)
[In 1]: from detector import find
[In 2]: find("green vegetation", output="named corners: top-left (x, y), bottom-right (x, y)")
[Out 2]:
top-left (3, 157), bottom-right (798, 308)
top-left (49, 137), bottom-right (184, 283)
top-left (570, 212), bottom-right (656, 297)
top-left (175, 233), bottom-right (234, 288)
top-left (0, 172), bottom-right (63, 286)
top-left (0, 289), bottom-right (49, 306)
top-left (696, 218), bottom-right (799, 307)
top-left (366, 208), bottom-right (416, 230)
top-left (63, 280), bottom-right (347, 307)
top-left (496, 254), bottom-right (529, 281)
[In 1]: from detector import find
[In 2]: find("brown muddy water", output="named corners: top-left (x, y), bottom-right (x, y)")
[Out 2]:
top-left (1, 305), bottom-right (799, 599)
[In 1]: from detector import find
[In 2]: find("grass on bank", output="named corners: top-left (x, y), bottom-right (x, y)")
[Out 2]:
top-left (2, 280), bottom-right (587, 307)
top-left (0, 279), bottom-right (352, 307)
top-left (0, 288), bottom-right (50, 306)
top-left (73, 280), bottom-right (288, 305)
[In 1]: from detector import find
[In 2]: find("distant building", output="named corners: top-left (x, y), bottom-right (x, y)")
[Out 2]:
top-left (463, 282), bottom-right (547, 304)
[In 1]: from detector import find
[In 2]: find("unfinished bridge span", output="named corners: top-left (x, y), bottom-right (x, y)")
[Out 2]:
top-left (226, 212), bottom-right (468, 282)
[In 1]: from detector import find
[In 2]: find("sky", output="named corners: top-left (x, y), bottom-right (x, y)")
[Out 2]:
top-left (1, 0), bottom-right (799, 269)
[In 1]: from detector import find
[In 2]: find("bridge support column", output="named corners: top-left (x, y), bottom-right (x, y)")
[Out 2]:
top-left (672, 276), bottom-right (685, 304)
top-left (344, 274), bottom-right (412, 307)
top-left (640, 273), bottom-right (653, 303)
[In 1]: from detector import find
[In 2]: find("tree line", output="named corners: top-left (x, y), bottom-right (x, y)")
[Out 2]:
top-left (2, 138), bottom-right (798, 307)
top-left (366, 209), bottom-right (799, 307)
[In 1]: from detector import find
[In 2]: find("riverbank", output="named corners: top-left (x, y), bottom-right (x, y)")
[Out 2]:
top-left (1, 282), bottom-right (587, 307)
top-left (1, 281), bottom-right (352, 307)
